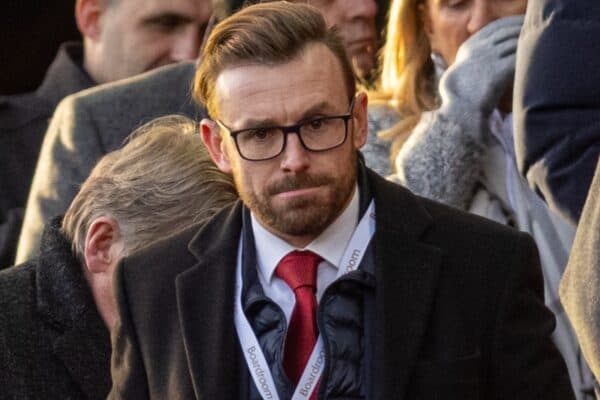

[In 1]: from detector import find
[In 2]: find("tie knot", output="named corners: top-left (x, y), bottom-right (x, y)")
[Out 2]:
top-left (275, 250), bottom-right (321, 291)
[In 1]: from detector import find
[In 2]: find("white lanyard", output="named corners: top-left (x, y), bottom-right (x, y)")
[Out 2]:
top-left (234, 201), bottom-right (376, 400)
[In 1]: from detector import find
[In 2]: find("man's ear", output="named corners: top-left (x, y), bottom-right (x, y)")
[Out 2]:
top-left (83, 216), bottom-right (122, 274)
top-left (75, 0), bottom-right (107, 41)
top-left (351, 92), bottom-right (369, 149)
top-left (200, 118), bottom-right (233, 173)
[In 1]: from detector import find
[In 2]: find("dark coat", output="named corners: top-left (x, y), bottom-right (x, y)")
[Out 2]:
top-left (16, 61), bottom-right (203, 264)
top-left (513, 0), bottom-right (600, 225)
top-left (108, 169), bottom-right (574, 400)
top-left (0, 42), bottom-right (94, 269)
top-left (0, 218), bottom-right (111, 399)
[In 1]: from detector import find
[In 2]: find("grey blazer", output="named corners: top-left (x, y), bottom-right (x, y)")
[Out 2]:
top-left (16, 61), bottom-right (204, 263)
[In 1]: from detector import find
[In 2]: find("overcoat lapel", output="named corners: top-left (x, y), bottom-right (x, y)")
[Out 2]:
top-left (176, 202), bottom-right (244, 400)
top-left (369, 172), bottom-right (442, 399)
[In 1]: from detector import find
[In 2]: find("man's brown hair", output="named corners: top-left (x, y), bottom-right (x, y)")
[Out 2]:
top-left (193, 1), bottom-right (356, 118)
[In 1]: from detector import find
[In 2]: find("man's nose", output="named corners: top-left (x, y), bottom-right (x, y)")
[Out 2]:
top-left (347, 0), bottom-right (378, 20)
top-left (467, 0), bottom-right (496, 35)
top-left (171, 27), bottom-right (202, 61)
top-left (280, 133), bottom-right (311, 172)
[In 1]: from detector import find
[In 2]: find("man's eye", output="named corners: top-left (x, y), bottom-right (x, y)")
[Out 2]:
top-left (306, 119), bottom-right (326, 131)
top-left (247, 128), bottom-right (274, 140)
top-left (147, 15), bottom-right (187, 32)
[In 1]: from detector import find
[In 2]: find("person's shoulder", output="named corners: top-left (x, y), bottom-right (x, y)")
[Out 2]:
top-left (374, 172), bottom-right (529, 251)
top-left (0, 92), bottom-right (51, 132)
top-left (70, 61), bottom-right (197, 110)
top-left (376, 176), bottom-right (537, 292)
top-left (0, 262), bottom-right (37, 330)
top-left (0, 261), bottom-right (36, 299)
top-left (52, 61), bottom-right (201, 149)
top-left (0, 260), bottom-right (59, 395)
top-left (119, 222), bottom-right (203, 282)
top-left (39, 61), bottom-right (198, 157)
top-left (525, 0), bottom-right (600, 26)
top-left (117, 201), bottom-right (241, 291)
top-left (418, 192), bottom-right (537, 281)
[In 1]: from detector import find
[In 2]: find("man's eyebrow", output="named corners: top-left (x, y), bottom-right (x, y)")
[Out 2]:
top-left (233, 117), bottom-right (280, 130)
top-left (141, 12), bottom-right (195, 26)
top-left (298, 101), bottom-right (346, 120)
top-left (233, 101), bottom-right (345, 129)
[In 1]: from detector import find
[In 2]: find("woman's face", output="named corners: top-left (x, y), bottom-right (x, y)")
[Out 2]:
top-left (421, 0), bottom-right (527, 66)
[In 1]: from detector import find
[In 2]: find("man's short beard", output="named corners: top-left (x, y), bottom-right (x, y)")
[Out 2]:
top-left (235, 153), bottom-right (357, 240)
top-left (255, 195), bottom-right (335, 237)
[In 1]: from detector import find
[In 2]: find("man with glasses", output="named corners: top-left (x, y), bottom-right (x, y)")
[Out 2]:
top-left (108, 2), bottom-right (573, 399)
top-left (16, 0), bottom-right (381, 265)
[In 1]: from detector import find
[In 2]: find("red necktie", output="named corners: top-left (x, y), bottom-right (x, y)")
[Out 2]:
top-left (275, 250), bottom-right (322, 390)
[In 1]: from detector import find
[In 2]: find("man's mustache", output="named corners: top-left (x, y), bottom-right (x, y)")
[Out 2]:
top-left (266, 174), bottom-right (332, 195)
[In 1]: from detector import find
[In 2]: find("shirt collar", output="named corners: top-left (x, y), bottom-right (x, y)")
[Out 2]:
top-left (251, 185), bottom-right (360, 283)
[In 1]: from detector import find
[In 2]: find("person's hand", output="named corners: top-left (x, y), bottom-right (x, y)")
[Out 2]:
top-left (439, 15), bottom-right (524, 120)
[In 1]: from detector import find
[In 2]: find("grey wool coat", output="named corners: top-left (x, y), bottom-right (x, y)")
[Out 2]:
top-left (0, 217), bottom-right (111, 399)
top-left (16, 61), bottom-right (204, 263)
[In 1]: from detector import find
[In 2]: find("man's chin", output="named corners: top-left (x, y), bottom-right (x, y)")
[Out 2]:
top-left (264, 203), bottom-right (333, 237)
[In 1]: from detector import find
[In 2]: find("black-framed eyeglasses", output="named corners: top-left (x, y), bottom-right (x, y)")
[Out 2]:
top-left (215, 97), bottom-right (356, 161)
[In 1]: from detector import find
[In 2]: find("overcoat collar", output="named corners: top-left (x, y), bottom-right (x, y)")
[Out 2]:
top-left (178, 167), bottom-right (441, 399)
top-left (36, 217), bottom-right (112, 399)
top-left (36, 42), bottom-right (95, 106)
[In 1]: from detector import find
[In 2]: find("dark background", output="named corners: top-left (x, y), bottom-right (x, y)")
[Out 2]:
top-left (0, 1), bottom-right (80, 95)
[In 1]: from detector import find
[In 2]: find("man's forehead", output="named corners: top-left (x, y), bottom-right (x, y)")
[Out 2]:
top-left (213, 44), bottom-right (349, 123)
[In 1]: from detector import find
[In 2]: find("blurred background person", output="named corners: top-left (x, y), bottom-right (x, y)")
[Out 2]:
top-left (307, 0), bottom-right (379, 83)
top-left (369, 0), bottom-right (594, 397)
top-left (513, 0), bottom-right (600, 226)
top-left (510, 0), bottom-right (600, 385)
top-left (0, 0), bottom-right (213, 269)
top-left (15, 0), bottom-right (383, 264)
top-left (0, 115), bottom-right (237, 399)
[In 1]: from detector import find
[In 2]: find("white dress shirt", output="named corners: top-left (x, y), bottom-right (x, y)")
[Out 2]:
top-left (250, 185), bottom-right (360, 325)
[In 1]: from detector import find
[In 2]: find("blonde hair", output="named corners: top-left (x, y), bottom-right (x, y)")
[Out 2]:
top-left (193, 1), bottom-right (356, 118)
top-left (62, 115), bottom-right (238, 260)
top-left (375, 0), bottom-right (438, 160)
